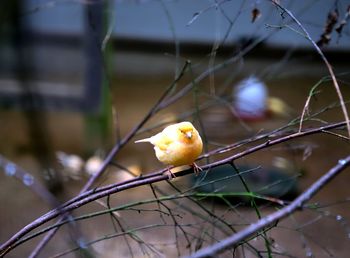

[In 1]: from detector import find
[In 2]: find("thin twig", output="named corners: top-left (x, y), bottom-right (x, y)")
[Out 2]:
top-left (27, 60), bottom-right (191, 258)
top-left (0, 156), bottom-right (56, 205)
top-left (1, 121), bottom-right (347, 256)
top-left (272, 1), bottom-right (350, 138)
top-left (185, 155), bottom-right (350, 258)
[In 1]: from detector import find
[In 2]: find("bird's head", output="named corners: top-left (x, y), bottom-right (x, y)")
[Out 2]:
top-left (177, 122), bottom-right (196, 140)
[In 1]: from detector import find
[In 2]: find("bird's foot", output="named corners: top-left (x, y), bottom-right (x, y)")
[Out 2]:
top-left (164, 167), bottom-right (176, 180)
top-left (191, 163), bottom-right (202, 176)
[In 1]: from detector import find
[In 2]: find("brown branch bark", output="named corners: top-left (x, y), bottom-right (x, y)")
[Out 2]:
top-left (271, 1), bottom-right (350, 138)
top-left (0, 121), bottom-right (347, 257)
top-left (185, 155), bottom-right (350, 258)
top-left (27, 60), bottom-right (191, 258)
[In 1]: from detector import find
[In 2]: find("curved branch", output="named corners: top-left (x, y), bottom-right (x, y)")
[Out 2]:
top-left (185, 155), bottom-right (350, 258)
top-left (0, 121), bottom-right (347, 256)
top-left (28, 60), bottom-right (191, 258)
top-left (272, 1), bottom-right (350, 138)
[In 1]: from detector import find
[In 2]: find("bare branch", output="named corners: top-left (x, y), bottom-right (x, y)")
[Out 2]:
top-left (28, 59), bottom-right (192, 258)
top-left (271, 1), bottom-right (350, 138)
top-left (185, 155), bottom-right (350, 258)
top-left (0, 121), bottom-right (347, 257)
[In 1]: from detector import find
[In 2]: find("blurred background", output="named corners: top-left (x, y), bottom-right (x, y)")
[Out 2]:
top-left (0, 0), bottom-right (350, 257)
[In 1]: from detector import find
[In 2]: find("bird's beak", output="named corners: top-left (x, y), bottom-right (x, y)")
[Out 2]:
top-left (185, 131), bottom-right (192, 139)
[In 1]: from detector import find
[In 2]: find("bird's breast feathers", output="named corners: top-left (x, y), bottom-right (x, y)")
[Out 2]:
top-left (154, 139), bottom-right (202, 166)
top-left (154, 128), bottom-right (202, 166)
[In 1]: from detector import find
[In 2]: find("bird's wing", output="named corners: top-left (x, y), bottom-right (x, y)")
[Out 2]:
top-left (151, 132), bottom-right (173, 151)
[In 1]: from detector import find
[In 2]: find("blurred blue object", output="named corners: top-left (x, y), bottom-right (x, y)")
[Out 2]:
top-left (233, 76), bottom-right (268, 120)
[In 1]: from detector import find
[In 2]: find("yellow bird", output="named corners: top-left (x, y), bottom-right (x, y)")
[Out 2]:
top-left (135, 121), bottom-right (203, 176)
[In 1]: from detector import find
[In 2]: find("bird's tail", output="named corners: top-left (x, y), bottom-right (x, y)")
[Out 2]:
top-left (135, 138), bottom-right (152, 143)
